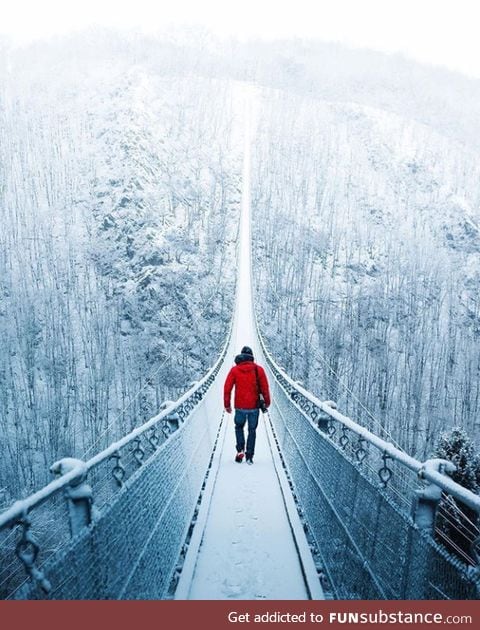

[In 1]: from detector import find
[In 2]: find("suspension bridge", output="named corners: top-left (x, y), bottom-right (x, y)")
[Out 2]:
top-left (1, 133), bottom-right (480, 601)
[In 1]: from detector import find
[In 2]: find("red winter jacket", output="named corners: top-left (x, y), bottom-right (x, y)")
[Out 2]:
top-left (224, 358), bottom-right (271, 410)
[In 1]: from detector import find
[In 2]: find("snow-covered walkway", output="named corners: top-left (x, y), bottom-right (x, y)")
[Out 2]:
top-left (184, 418), bottom-right (310, 599)
top-left (175, 104), bottom-right (323, 600)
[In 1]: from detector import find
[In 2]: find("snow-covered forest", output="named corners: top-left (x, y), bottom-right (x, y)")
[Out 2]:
top-left (0, 33), bottom-right (241, 501)
top-left (252, 61), bottom-right (480, 460)
top-left (1, 31), bottom-right (480, 503)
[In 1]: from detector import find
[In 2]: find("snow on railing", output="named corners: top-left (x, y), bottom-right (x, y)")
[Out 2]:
top-left (0, 328), bottom-right (231, 599)
top-left (255, 326), bottom-right (480, 598)
top-left (0, 352), bottom-right (226, 532)
top-left (258, 331), bottom-right (480, 515)
top-left (0, 200), bottom-right (242, 600)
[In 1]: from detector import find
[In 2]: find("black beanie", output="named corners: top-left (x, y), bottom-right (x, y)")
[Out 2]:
top-left (241, 346), bottom-right (253, 356)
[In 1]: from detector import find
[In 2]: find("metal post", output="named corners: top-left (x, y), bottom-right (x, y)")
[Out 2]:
top-left (412, 458), bottom-right (456, 532)
top-left (402, 459), bottom-right (456, 598)
top-left (166, 412), bottom-right (181, 433)
top-left (318, 400), bottom-right (337, 432)
top-left (50, 458), bottom-right (93, 537)
top-left (316, 411), bottom-right (331, 433)
top-left (160, 401), bottom-right (181, 435)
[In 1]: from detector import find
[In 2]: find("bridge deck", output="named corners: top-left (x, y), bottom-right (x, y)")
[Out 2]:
top-left (174, 102), bottom-right (321, 600)
top-left (180, 408), bottom-right (311, 599)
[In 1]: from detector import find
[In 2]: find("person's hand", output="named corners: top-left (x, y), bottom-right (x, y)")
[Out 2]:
top-left (225, 406), bottom-right (232, 414)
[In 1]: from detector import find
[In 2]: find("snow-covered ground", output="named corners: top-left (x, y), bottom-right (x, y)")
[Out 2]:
top-left (175, 106), bottom-right (321, 600)
top-left (184, 421), bottom-right (310, 600)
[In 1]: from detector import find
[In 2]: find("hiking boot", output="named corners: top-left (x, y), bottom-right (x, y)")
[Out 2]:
top-left (235, 450), bottom-right (244, 463)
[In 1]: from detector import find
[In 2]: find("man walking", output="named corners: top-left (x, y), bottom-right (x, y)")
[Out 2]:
top-left (224, 346), bottom-right (271, 464)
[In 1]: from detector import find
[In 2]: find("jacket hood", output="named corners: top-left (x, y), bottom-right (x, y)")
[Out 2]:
top-left (234, 361), bottom-right (257, 374)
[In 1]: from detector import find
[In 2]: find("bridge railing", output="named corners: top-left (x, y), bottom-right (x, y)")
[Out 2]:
top-left (0, 335), bottom-right (230, 600)
top-left (256, 331), bottom-right (480, 600)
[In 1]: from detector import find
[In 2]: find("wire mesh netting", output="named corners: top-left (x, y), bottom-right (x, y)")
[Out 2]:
top-left (1, 367), bottom-right (223, 600)
top-left (269, 372), bottom-right (480, 600)
top-left (3, 331), bottom-right (479, 600)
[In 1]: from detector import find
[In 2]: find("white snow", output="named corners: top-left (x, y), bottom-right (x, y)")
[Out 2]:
top-left (176, 97), bottom-right (315, 600)
top-left (185, 419), bottom-right (309, 600)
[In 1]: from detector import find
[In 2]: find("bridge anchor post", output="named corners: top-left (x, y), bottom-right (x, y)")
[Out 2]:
top-left (50, 458), bottom-right (94, 537)
top-left (402, 459), bottom-right (457, 598)
top-left (412, 458), bottom-right (456, 532)
top-left (317, 400), bottom-right (337, 433)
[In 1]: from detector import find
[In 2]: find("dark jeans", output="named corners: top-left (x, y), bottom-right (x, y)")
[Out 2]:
top-left (234, 408), bottom-right (260, 457)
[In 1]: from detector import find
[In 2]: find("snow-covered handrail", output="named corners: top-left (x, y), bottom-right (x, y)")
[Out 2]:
top-left (0, 463), bottom-right (88, 531)
top-left (257, 332), bottom-right (480, 515)
top-left (0, 330), bottom-right (231, 532)
top-left (1, 191), bottom-right (240, 600)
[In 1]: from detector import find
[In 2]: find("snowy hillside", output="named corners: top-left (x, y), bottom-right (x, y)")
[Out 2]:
top-left (252, 92), bottom-right (480, 458)
top-left (1, 30), bottom-right (480, 501)
top-left (0, 41), bottom-right (241, 500)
